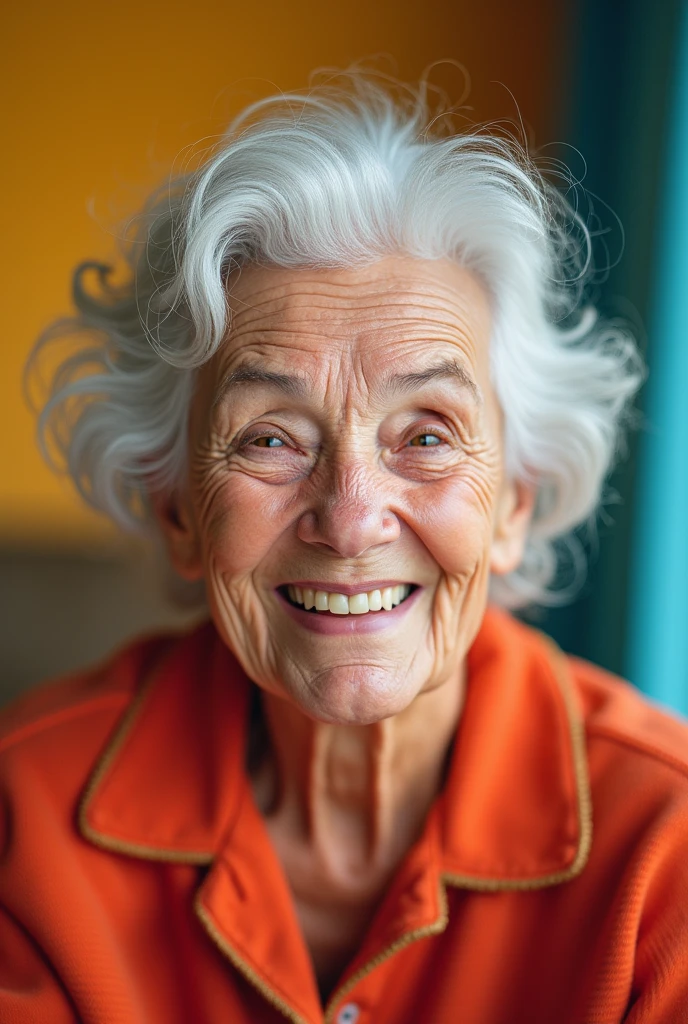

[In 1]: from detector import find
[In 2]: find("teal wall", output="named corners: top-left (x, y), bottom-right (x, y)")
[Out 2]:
top-left (535, 0), bottom-right (685, 710)
top-left (625, 2), bottom-right (688, 714)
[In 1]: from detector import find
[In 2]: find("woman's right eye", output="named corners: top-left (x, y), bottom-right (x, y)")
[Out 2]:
top-left (247, 435), bottom-right (286, 448)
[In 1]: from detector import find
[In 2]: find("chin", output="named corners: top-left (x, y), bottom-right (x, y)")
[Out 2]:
top-left (295, 664), bottom-right (421, 725)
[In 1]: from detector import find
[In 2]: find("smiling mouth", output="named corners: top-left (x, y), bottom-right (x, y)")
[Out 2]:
top-left (279, 584), bottom-right (417, 616)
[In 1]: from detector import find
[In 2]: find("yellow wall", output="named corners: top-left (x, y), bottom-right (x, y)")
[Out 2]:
top-left (2, 0), bottom-right (565, 545)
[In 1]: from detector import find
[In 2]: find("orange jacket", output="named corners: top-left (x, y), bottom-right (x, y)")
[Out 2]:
top-left (1, 606), bottom-right (687, 1024)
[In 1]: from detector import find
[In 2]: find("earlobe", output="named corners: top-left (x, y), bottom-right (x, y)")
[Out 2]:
top-left (148, 488), bottom-right (204, 582)
top-left (490, 478), bottom-right (536, 577)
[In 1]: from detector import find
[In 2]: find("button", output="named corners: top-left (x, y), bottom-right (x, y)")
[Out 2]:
top-left (336, 1003), bottom-right (360, 1024)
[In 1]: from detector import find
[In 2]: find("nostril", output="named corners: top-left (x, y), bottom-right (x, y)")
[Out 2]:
top-left (296, 501), bottom-right (401, 558)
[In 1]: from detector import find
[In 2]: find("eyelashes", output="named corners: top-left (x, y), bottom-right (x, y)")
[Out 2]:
top-left (234, 426), bottom-right (455, 458)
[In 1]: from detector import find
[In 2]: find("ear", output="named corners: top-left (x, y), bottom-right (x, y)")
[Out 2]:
top-left (148, 487), bottom-right (204, 582)
top-left (490, 476), bottom-right (536, 577)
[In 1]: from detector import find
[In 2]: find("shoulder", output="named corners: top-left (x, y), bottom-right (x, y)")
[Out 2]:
top-left (569, 653), bottom-right (688, 782)
top-left (0, 622), bottom-right (212, 797)
top-left (493, 609), bottom-right (688, 841)
top-left (561, 651), bottom-right (688, 870)
top-left (503, 611), bottom-right (688, 832)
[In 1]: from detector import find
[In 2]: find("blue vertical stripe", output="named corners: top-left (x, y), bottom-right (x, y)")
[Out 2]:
top-left (626, 2), bottom-right (688, 712)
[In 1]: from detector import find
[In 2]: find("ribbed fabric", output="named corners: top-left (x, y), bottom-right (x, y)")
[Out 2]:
top-left (1, 609), bottom-right (687, 1023)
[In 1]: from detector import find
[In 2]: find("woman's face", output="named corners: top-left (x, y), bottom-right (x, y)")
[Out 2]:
top-left (161, 257), bottom-right (534, 724)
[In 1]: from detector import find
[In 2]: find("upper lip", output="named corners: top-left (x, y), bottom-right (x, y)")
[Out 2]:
top-left (279, 581), bottom-right (417, 596)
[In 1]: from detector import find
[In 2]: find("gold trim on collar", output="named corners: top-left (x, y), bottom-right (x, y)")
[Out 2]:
top-left (195, 896), bottom-right (314, 1024)
top-left (78, 653), bottom-right (214, 865)
top-left (443, 633), bottom-right (593, 892)
top-left (77, 621), bottom-right (593, 1020)
top-left (324, 883), bottom-right (449, 1024)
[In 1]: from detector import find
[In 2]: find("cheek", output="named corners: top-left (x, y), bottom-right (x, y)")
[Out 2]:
top-left (405, 469), bottom-right (498, 579)
top-left (193, 467), bottom-right (297, 578)
top-left (407, 468), bottom-right (501, 682)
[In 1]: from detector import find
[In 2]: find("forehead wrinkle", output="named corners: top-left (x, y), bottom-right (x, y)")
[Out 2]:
top-left (227, 268), bottom-right (488, 324)
top-left (224, 274), bottom-right (491, 374)
top-left (229, 296), bottom-right (482, 333)
top-left (227, 280), bottom-right (488, 352)
top-left (216, 266), bottom-right (490, 407)
top-left (225, 311), bottom-right (485, 370)
top-left (213, 323), bottom-right (484, 406)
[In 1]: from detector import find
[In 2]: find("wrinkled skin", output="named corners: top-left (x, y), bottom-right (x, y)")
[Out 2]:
top-left (160, 257), bottom-right (533, 724)
top-left (153, 257), bottom-right (535, 995)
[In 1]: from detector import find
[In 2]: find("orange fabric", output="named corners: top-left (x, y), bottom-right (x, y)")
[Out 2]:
top-left (1, 607), bottom-right (688, 1024)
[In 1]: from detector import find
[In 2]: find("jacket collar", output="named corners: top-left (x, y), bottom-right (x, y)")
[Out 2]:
top-left (79, 607), bottom-right (591, 887)
top-left (439, 608), bottom-right (592, 889)
top-left (79, 621), bottom-right (248, 863)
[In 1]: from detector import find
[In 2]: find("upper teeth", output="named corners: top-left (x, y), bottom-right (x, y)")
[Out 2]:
top-left (287, 584), bottom-right (411, 615)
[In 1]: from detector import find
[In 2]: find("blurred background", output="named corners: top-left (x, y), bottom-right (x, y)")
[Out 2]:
top-left (2, 0), bottom-right (686, 710)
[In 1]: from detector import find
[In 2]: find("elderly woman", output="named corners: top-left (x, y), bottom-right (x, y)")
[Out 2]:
top-left (3, 78), bottom-right (687, 1024)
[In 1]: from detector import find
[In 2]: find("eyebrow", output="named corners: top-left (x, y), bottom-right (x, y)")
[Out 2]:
top-left (213, 366), bottom-right (310, 408)
top-left (384, 358), bottom-right (481, 402)
top-left (213, 356), bottom-right (480, 407)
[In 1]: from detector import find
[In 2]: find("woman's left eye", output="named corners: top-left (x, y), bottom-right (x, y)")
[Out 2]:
top-left (407, 432), bottom-right (444, 447)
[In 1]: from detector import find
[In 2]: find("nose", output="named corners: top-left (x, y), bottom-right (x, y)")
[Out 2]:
top-left (297, 461), bottom-right (401, 558)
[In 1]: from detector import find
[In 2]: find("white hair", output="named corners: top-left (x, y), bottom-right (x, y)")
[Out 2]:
top-left (28, 75), bottom-right (644, 609)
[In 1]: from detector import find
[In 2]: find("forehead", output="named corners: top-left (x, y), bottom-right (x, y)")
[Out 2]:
top-left (210, 256), bottom-right (492, 385)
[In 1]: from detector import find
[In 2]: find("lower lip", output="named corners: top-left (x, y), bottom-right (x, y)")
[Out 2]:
top-left (275, 587), bottom-right (423, 635)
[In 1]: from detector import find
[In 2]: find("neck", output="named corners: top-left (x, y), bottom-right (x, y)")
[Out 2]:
top-left (250, 670), bottom-right (466, 881)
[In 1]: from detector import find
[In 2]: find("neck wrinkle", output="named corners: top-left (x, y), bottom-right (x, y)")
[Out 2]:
top-left (254, 668), bottom-right (466, 877)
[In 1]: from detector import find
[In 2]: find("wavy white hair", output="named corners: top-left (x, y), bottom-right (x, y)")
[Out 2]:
top-left (29, 76), bottom-right (644, 609)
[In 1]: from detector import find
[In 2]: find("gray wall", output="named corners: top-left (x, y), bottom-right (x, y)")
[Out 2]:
top-left (0, 543), bottom-right (204, 707)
